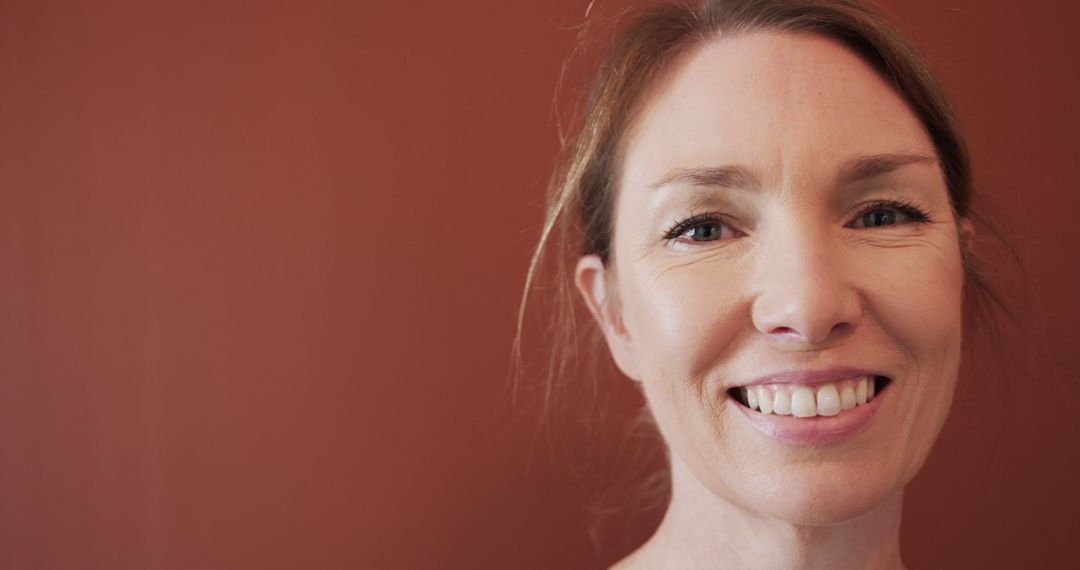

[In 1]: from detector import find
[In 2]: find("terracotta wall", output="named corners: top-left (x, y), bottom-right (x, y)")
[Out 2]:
top-left (2, 1), bottom-right (1077, 568)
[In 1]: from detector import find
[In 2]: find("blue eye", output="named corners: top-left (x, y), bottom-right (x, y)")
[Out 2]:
top-left (684, 222), bottom-right (724, 241)
top-left (862, 209), bottom-right (901, 227)
top-left (850, 201), bottom-right (930, 229)
top-left (664, 213), bottom-right (742, 243)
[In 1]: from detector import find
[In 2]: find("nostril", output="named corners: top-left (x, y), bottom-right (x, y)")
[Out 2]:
top-left (826, 322), bottom-right (855, 341)
top-left (751, 283), bottom-right (863, 344)
top-left (768, 321), bottom-right (855, 345)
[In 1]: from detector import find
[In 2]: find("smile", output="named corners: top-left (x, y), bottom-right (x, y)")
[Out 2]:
top-left (726, 374), bottom-right (893, 445)
top-left (729, 375), bottom-right (891, 418)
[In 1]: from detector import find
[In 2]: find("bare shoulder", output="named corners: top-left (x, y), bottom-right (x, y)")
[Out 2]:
top-left (608, 542), bottom-right (658, 570)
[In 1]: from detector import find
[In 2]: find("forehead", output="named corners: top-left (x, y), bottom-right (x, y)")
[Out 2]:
top-left (620, 31), bottom-right (935, 189)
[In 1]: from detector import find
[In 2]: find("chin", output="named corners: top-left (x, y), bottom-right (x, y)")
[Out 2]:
top-left (735, 466), bottom-right (906, 526)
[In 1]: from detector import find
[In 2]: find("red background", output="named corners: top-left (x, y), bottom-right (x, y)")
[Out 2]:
top-left (2, 1), bottom-right (1078, 568)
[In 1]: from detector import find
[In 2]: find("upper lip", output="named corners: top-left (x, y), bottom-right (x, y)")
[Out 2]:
top-left (737, 366), bottom-right (887, 388)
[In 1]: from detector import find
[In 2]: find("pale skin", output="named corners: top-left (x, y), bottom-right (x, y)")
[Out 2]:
top-left (575, 32), bottom-right (972, 569)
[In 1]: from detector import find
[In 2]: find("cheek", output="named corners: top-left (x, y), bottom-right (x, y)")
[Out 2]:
top-left (865, 240), bottom-right (965, 369)
top-left (861, 239), bottom-right (966, 465)
top-left (619, 262), bottom-right (750, 469)
top-left (621, 261), bottom-right (748, 388)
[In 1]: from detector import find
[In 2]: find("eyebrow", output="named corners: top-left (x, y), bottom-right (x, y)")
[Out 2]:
top-left (649, 152), bottom-right (937, 191)
top-left (836, 153), bottom-right (937, 186)
top-left (649, 165), bottom-right (761, 191)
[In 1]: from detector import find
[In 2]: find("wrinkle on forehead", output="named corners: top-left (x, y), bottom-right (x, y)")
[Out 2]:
top-left (617, 31), bottom-right (936, 204)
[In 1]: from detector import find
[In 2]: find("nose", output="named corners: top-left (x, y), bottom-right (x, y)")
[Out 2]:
top-left (749, 226), bottom-right (862, 348)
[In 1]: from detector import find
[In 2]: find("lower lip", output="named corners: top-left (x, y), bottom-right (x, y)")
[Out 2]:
top-left (729, 384), bottom-right (887, 446)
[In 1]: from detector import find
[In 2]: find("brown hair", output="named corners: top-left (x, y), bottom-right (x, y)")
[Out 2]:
top-left (512, 0), bottom-right (1014, 544)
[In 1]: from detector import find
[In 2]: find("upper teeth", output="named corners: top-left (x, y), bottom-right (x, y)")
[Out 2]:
top-left (740, 376), bottom-right (877, 417)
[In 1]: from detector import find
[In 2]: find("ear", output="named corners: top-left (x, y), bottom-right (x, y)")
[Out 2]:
top-left (958, 217), bottom-right (975, 252)
top-left (574, 255), bottom-right (641, 381)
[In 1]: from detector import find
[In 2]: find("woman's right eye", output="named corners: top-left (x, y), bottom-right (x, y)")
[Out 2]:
top-left (682, 222), bottom-right (724, 241)
top-left (664, 214), bottom-right (741, 244)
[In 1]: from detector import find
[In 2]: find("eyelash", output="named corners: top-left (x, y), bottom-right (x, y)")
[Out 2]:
top-left (662, 210), bottom-right (736, 241)
top-left (661, 200), bottom-right (932, 242)
top-left (851, 199), bottom-right (932, 227)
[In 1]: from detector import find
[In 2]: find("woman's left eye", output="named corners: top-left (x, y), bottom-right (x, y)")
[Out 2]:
top-left (849, 201), bottom-right (930, 229)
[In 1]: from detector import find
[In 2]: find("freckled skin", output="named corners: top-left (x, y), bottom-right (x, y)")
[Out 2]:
top-left (576, 32), bottom-right (966, 567)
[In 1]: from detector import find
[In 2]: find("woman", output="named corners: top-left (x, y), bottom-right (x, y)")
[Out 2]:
top-left (517, 0), bottom-right (1001, 567)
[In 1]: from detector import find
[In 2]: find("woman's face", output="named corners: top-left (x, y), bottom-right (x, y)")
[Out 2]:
top-left (577, 32), bottom-right (967, 524)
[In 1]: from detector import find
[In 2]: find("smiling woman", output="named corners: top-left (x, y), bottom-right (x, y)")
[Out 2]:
top-left (516, 0), bottom-right (1001, 568)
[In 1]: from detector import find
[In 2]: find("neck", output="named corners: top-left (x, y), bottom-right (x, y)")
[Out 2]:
top-left (616, 456), bottom-right (906, 570)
